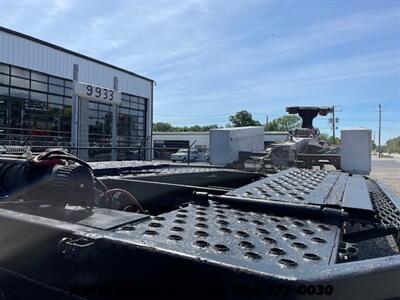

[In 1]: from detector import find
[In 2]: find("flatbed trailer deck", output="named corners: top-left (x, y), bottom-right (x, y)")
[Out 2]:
top-left (0, 160), bottom-right (398, 299)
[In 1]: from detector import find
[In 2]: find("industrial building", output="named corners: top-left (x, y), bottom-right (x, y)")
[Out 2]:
top-left (153, 132), bottom-right (209, 159)
top-left (152, 131), bottom-right (288, 159)
top-left (0, 26), bottom-right (153, 161)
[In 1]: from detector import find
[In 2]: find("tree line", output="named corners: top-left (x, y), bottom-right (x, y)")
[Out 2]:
top-left (378, 136), bottom-right (400, 153)
top-left (386, 137), bottom-right (400, 153)
top-left (153, 110), bottom-right (398, 150)
top-left (154, 110), bottom-right (302, 132)
top-left (153, 123), bottom-right (221, 132)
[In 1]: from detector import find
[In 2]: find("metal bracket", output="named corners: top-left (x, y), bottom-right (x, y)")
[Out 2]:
top-left (57, 236), bottom-right (96, 263)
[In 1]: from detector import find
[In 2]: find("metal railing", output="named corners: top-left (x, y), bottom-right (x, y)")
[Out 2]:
top-left (10, 145), bottom-right (210, 164)
top-left (0, 127), bottom-right (71, 147)
top-left (0, 127), bottom-right (210, 164)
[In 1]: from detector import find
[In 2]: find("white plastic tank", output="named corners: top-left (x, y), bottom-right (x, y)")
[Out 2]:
top-left (340, 128), bottom-right (372, 174)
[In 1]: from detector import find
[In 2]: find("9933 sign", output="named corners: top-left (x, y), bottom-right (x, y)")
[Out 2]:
top-left (73, 81), bottom-right (121, 104)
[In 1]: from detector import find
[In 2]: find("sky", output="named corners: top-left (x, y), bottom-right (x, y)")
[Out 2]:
top-left (0, 0), bottom-right (399, 143)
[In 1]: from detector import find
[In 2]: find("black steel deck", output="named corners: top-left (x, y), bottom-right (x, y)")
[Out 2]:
top-left (0, 166), bottom-right (399, 299)
top-left (115, 201), bottom-right (340, 278)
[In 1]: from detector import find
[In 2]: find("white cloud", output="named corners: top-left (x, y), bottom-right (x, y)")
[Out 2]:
top-left (0, 0), bottom-right (398, 139)
top-left (0, 0), bottom-right (75, 34)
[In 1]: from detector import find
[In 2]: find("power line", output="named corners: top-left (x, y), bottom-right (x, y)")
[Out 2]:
top-left (381, 127), bottom-right (400, 130)
top-left (338, 119), bottom-right (397, 122)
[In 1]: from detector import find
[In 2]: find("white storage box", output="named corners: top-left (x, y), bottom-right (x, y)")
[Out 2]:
top-left (209, 127), bottom-right (264, 166)
top-left (340, 128), bottom-right (372, 174)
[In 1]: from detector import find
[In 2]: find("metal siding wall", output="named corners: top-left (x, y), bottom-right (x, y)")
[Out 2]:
top-left (0, 31), bottom-right (151, 99)
top-left (0, 30), bottom-right (154, 153)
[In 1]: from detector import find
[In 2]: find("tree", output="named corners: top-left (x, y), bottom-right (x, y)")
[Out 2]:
top-left (328, 137), bottom-right (340, 145)
top-left (153, 123), bottom-right (220, 132)
top-left (387, 136), bottom-right (400, 153)
top-left (190, 125), bottom-right (202, 132)
top-left (311, 132), bottom-right (341, 144)
top-left (153, 122), bottom-right (174, 132)
top-left (265, 115), bottom-right (301, 131)
top-left (319, 133), bottom-right (329, 141)
top-left (372, 140), bottom-right (376, 150)
top-left (200, 124), bottom-right (219, 131)
top-left (229, 110), bottom-right (261, 127)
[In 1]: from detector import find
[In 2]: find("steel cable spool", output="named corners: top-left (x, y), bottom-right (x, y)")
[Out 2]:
top-left (0, 150), bottom-right (95, 207)
top-left (48, 164), bottom-right (95, 207)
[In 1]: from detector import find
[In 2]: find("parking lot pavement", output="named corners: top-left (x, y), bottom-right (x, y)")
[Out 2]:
top-left (372, 152), bottom-right (400, 162)
top-left (370, 155), bottom-right (400, 197)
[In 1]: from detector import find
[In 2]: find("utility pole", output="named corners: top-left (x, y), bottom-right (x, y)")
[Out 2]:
top-left (378, 104), bottom-right (382, 158)
top-left (332, 106), bottom-right (335, 140)
top-left (373, 131), bottom-right (376, 153)
top-left (266, 115), bottom-right (269, 128)
top-left (329, 106), bottom-right (341, 141)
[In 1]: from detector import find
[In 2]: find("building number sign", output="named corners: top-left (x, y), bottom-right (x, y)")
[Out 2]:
top-left (73, 81), bottom-right (121, 104)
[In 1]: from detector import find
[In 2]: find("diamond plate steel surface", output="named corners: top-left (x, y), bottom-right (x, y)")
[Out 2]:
top-left (226, 168), bottom-right (343, 205)
top-left (90, 160), bottom-right (234, 177)
top-left (89, 161), bottom-right (168, 170)
top-left (129, 166), bottom-right (234, 176)
top-left (114, 201), bottom-right (340, 277)
top-left (368, 180), bottom-right (400, 229)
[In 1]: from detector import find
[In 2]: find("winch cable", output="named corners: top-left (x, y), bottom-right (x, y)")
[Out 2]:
top-left (93, 166), bottom-right (144, 212)
top-left (103, 188), bottom-right (144, 213)
top-left (93, 177), bottom-right (113, 203)
top-left (32, 150), bottom-right (91, 168)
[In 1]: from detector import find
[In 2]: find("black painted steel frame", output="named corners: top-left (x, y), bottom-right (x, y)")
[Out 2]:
top-left (0, 167), bottom-right (398, 299)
